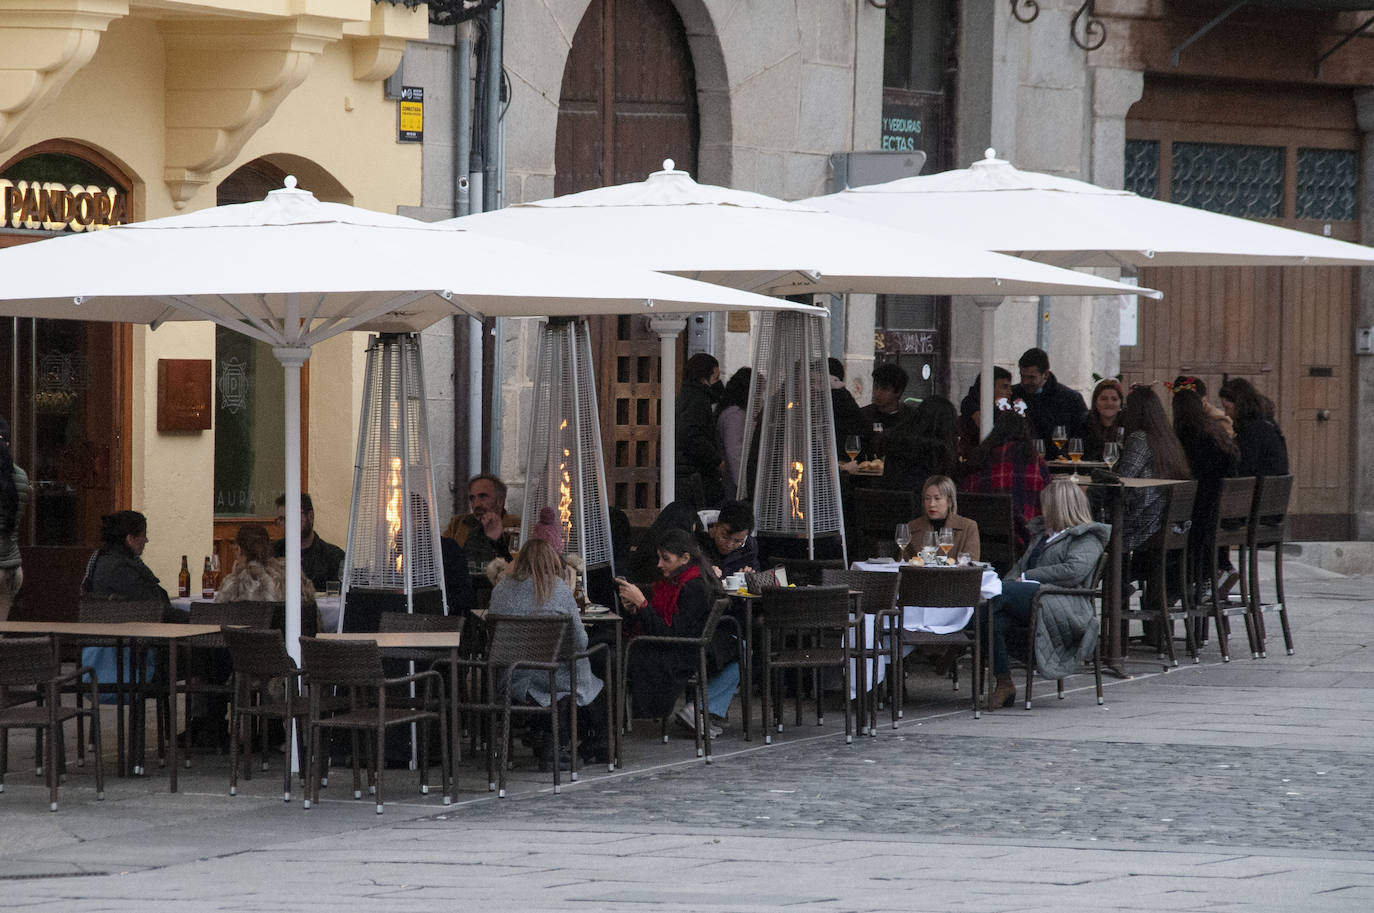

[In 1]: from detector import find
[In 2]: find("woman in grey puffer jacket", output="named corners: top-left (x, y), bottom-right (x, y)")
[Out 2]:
top-left (985, 479), bottom-right (1109, 709)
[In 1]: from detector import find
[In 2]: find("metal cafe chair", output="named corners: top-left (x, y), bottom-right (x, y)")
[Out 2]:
top-left (821, 568), bottom-right (899, 734)
top-left (1240, 474), bottom-right (1295, 657)
top-left (1023, 550), bottom-right (1108, 709)
top-left (896, 565), bottom-right (985, 716)
top-left (758, 585), bottom-right (858, 744)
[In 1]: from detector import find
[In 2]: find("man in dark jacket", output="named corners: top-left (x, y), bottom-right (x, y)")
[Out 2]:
top-left (1011, 348), bottom-right (1087, 460)
top-left (859, 362), bottom-right (920, 487)
top-left (676, 352), bottom-right (726, 509)
top-left (697, 499), bottom-right (758, 577)
top-left (273, 492), bottom-right (345, 591)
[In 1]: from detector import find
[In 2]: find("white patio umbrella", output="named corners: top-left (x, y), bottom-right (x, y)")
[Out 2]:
top-left (451, 160), bottom-right (1159, 476)
top-left (0, 178), bottom-right (814, 665)
top-left (808, 148), bottom-right (1374, 269)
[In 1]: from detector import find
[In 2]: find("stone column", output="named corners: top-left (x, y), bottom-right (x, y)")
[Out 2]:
top-left (649, 315), bottom-right (688, 507)
top-left (1353, 90), bottom-right (1374, 538)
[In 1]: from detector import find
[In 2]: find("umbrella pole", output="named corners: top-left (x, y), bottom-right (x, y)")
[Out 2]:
top-left (274, 344), bottom-right (311, 774)
top-left (650, 316), bottom-right (686, 507)
top-left (974, 297), bottom-right (1002, 440)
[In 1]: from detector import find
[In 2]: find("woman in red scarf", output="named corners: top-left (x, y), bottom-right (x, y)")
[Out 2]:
top-left (616, 528), bottom-right (738, 730)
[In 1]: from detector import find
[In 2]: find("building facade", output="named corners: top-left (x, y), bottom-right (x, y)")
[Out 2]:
top-left (0, 1), bottom-right (429, 616)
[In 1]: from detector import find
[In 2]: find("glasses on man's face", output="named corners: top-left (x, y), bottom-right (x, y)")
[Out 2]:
top-left (717, 528), bottom-right (749, 549)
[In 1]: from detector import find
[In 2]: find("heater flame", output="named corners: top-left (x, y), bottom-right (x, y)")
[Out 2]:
top-left (787, 460), bottom-right (804, 520)
top-left (559, 447), bottom-right (573, 547)
top-left (385, 456), bottom-right (403, 573)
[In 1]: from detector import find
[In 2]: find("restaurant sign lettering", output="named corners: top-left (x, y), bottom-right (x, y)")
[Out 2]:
top-left (1, 179), bottom-right (122, 232)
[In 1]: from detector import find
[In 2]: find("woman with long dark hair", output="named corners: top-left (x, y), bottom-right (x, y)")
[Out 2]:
top-left (1218, 377), bottom-right (1288, 478)
top-left (81, 510), bottom-right (171, 608)
top-left (1117, 385), bottom-right (1191, 551)
top-left (616, 528), bottom-right (738, 734)
top-left (1073, 378), bottom-right (1126, 462)
top-left (0, 417), bottom-right (29, 621)
top-left (960, 404), bottom-right (1051, 550)
top-left (1172, 376), bottom-right (1240, 591)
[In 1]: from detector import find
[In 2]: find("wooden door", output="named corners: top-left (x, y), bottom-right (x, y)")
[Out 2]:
top-left (555, 0), bottom-right (699, 527)
top-left (1123, 78), bottom-right (1359, 538)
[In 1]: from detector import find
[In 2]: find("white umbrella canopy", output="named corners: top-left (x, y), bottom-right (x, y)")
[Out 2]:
top-left (808, 149), bottom-right (1374, 269)
top-left (0, 178), bottom-right (812, 669)
top-left (446, 160), bottom-right (1158, 299)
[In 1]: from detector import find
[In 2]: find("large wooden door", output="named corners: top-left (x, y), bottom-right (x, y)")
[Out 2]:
top-left (555, 0), bottom-right (699, 527)
top-left (1123, 78), bottom-right (1359, 538)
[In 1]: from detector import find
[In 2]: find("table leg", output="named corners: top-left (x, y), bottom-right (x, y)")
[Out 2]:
top-left (449, 647), bottom-right (460, 799)
top-left (739, 600), bottom-right (752, 742)
top-left (167, 638), bottom-right (179, 792)
top-left (612, 619), bottom-right (622, 767)
top-left (1104, 490), bottom-right (1130, 679)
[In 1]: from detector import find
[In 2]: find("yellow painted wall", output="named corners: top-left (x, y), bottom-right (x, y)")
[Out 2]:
top-left (2, 14), bottom-right (420, 585)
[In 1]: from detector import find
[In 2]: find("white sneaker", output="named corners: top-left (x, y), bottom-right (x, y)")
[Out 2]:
top-left (674, 704), bottom-right (722, 738)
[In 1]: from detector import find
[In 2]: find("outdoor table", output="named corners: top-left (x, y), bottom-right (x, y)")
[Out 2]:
top-left (1047, 460), bottom-right (1111, 474)
top-left (1077, 477), bottom-right (1186, 678)
top-left (0, 619), bottom-right (225, 790)
top-left (170, 595), bottom-right (342, 633)
top-left (318, 631), bottom-right (464, 789)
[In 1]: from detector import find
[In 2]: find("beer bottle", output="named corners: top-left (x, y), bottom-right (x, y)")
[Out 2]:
top-left (177, 555), bottom-right (190, 598)
top-left (201, 556), bottom-right (215, 600)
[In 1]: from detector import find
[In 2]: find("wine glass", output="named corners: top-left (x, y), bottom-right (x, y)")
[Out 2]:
top-left (919, 532), bottom-right (938, 565)
top-left (937, 528), bottom-right (954, 564)
top-left (1032, 438), bottom-right (1046, 460)
top-left (894, 522), bottom-right (911, 558)
top-left (1102, 440), bottom-right (1120, 467)
top-left (1067, 437), bottom-right (1084, 482)
top-left (1051, 425), bottom-right (1068, 460)
top-left (844, 434), bottom-right (861, 463)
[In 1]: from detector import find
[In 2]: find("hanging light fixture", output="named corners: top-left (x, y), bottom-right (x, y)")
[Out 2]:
top-left (522, 317), bottom-right (615, 587)
top-left (738, 311), bottom-right (846, 563)
top-left (339, 333), bottom-right (447, 631)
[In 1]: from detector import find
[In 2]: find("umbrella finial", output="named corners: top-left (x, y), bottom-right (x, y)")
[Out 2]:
top-left (284, 175), bottom-right (298, 190)
top-left (984, 148), bottom-right (997, 160)
top-left (663, 159), bottom-right (675, 171)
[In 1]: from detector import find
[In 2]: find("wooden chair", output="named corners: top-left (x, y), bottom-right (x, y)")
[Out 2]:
top-left (821, 568), bottom-right (899, 733)
top-left (299, 636), bottom-right (451, 813)
top-left (0, 637), bottom-right (104, 812)
top-left (758, 585), bottom-right (858, 744)
top-left (896, 566), bottom-right (985, 715)
top-left (1240, 474), bottom-right (1295, 657)
top-left (1200, 477), bottom-right (1260, 662)
top-left (851, 488), bottom-right (916, 559)
top-left (957, 493), bottom-right (1018, 575)
top-left (451, 614), bottom-right (567, 797)
top-left (1023, 550), bottom-right (1108, 709)
top-left (622, 596), bottom-right (733, 763)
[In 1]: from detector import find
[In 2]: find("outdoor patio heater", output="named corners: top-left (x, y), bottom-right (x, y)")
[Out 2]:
top-left (738, 310), bottom-right (847, 563)
top-left (339, 332), bottom-right (447, 631)
top-left (522, 317), bottom-right (615, 593)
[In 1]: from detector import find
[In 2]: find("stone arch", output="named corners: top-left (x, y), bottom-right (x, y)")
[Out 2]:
top-left (216, 154), bottom-right (352, 206)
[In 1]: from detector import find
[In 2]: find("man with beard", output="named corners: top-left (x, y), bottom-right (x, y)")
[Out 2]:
top-left (443, 473), bottom-right (521, 574)
top-left (272, 492), bottom-right (345, 591)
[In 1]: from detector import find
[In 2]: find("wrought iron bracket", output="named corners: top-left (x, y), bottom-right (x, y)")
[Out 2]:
top-left (1314, 11), bottom-right (1374, 76)
top-left (1169, 0), bottom-right (1248, 66)
top-left (1011, 0), bottom-right (1040, 24)
top-left (1070, 0), bottom-right (1107, 51)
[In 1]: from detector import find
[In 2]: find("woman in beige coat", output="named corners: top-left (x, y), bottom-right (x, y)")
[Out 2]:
top-left (900, 475), bottom-right (980, 561)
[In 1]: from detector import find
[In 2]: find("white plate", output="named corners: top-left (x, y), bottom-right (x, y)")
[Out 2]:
top-left (582, 604), bottom-right (612, 616)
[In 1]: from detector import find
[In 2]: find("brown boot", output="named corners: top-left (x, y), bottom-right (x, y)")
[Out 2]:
top-left (987, 675), bottom-right (1017, 711)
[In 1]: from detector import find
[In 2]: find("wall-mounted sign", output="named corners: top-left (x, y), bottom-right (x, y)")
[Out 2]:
top-left (157, 358), bottom-right (212, 432)
top-left (0, 180), bottom-right (122, 232)
top-left (399, 86), bottom-right (424, 143)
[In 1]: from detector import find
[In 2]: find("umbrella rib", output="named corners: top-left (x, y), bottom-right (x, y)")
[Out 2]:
top-left (297, 290), bottom-right (441, 347)
top-left (162, 294), bottom-right (286, 346)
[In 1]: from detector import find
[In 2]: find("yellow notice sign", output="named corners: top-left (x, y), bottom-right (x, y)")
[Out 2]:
top-left (399, 86), bottom-right (423, 143)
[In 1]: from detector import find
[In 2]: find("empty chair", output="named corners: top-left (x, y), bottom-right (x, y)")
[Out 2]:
top-left (1241, 474), bottom-right (1295, 657)
top-left (178, 601), bottom-right (275, 764)
top-left (821, 568), bottom-right (899, 733)
top-left (221, 626), bottom-right (318, 801)
top-left (758, 585), bottom-right (857, 744)
top-left (1199, 476), bottom-right (1260, 662)
top-left (299, 636), bottom-right (451, 813)
top-left (956, 493), bottom-right (1017, 575)
top-left (0, 637), bottom-right (104, 812)
top-left (851, 488), bottom-right (916, 559)
top-left (895, 565), bottom-right (985, 716)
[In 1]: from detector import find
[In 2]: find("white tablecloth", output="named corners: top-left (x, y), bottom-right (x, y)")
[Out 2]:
top-left (169, 595), bottom-right (342, 633)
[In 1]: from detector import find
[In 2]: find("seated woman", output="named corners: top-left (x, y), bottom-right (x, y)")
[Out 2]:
top-left (616, 528), bottom-right (739, 735)
top-left (960, 402), bottom-right (1051, 551)
top-left (81, 510), bottom-right (172, 612)
top-left (1073, 378), bottom-right (1125, 462)
top-left (900, 474), bottom-right (980, 561)
top-left (488, 537), bottom-right (607, 763)
top-left (1116, 385), bottom-right (1192, 555)
top-left (218, 523), bottom-right (316, 604)
top-left (983, 479), bottom-right (1109, 710)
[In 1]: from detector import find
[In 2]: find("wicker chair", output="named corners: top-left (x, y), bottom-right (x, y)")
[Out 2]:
top-left (451, 614), bottom-right (567, 797)
top-left (177, 601), bottom-right (275, 765)
top-left (298, 636), bottom-right (451, 813)
top-left (75, 598), bottom-right (169, 776)
top-left (821, 568), bottom-right (899, 734)
top-left (1200, 477), bottom-right (1260, 661)
top-left (1241, 474), bottom-right (1295, 657)
top-left (896, 566), bottom-right (985, 715)
top-left (1120, 481), bottom-right (1198, 669)
top-left (622, 596), bottom-right (733, 763)
top-left (775, 558), bottom-right (845, 588)
top-left (1023, 550), bottom-right (1108, 709)
top-left (758, 585), bottom-right (858, 744)
top-left (0, 637), bottom-right (104, 812)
